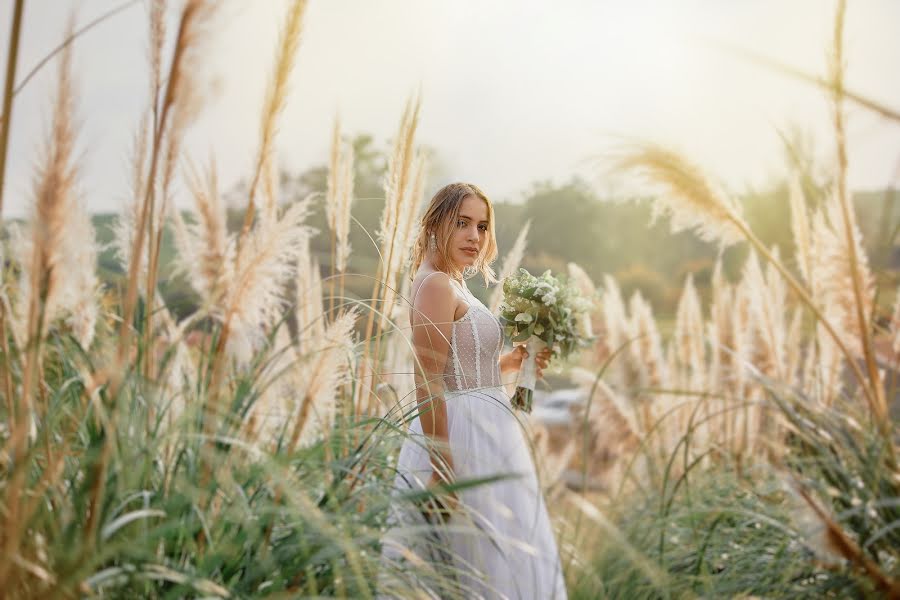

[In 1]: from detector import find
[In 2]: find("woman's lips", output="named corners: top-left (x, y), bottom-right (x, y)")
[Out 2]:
top-left (461, 248), bottom-right (478, 256)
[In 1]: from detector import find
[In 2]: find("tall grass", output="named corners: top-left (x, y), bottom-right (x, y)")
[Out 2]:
top-left (561, 1), bottom-right (899, 596)
top-left (0, 3), bottom-right (472, 598)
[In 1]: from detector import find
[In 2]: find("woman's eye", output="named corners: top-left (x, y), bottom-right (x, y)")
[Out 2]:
top-left (457, 220), bottom-right (466, 228)
top-left (478, 224), bottom-right (488, 232)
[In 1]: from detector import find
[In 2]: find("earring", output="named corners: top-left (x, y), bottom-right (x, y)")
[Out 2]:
top-left (429, 232), bottom-right (437, 252)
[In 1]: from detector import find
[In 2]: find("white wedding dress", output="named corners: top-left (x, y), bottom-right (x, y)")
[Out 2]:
top-left (380, 278), bottom-right (568, 600)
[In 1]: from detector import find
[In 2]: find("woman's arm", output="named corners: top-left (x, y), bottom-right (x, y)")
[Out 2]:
top-left (411, 273), bottom-right (457, 486)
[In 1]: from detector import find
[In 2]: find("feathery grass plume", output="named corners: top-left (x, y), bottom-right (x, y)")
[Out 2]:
top-left (2, 21), bottom-right (89, 586)
top-left (373, 95), bottom-right (421, 328)
top-left (248, 324), bottom-right (297, 443)
top-left (567, 261), bottom-right (597, 299)
top-left (672, 274), bottom-right (705, 392)
top-left (152, 299), bottom-right (197, 432)
top-left (295, 236), bottom-right (326, 351)
top-left (111, 115), bottom-right (150, 292)
top-left (811, 192), bottom-right (875, 358)
top-left (788, 173), bottom-right (815, 293)
top-left (728, 275), bottom-right (763, 457)
top-left (238, 0), bottom-right (308, 244)
top-left (488, 220), bottom-right (532, 313)
top-left (599, 274), bottom-right (630, 390)
top-left (150, 55), bottom-right (203, 297)
top-left (58, 200), bottom-right (99, 349)
top-left (225, 197), bottom-right (315, 365)
top-left (628, 290), bottom-right (668, 461)
top-left (325, 116), bottom-right (341, 233)
top-left (747, 247), bottom-right (791, 453)
top-left (285, 309), bottom-right (358, 452)
top-left (379, 144), bottom-right (425, 334)
top-left (118, 0), bottom-right (217, 376)
top-left (744, 249), bottom-right (787, 380)
top-left (707, 257), bottom-right (733, 387)
top-left (615, 142), bottom-right (749, 247)
top-left (170, 158), bottom-right (234, 312)
top-left (398, 152), bottom-right (427, 263)
top-left (569, 367), bottom-right (642, 491)
top-left (14, 14), bottom-right (100, 350)
top-left (357, 96), bottom-right (421, 416)
top-left (323, 117), bottom-right (357, 276)
top-left (628, 290), bottom-right (667, 390)
top-left (528, 419), bottom-right (576, 493)
top-left (670, 273), bottom-right (709, 453)
top-left (335, 136), bottom-right (355, 273)
top-left (17, 26), bottom-right (80, 344)
top-left (706, 319), bottom-right (731, 454)
top-left (617, 137), bottom-right (879, 423)
top-left (729, 275), bottom-right (754, 397)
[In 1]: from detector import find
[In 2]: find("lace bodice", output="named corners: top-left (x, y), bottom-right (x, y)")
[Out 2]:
top-left (442, 280), bottom-right (503, 392)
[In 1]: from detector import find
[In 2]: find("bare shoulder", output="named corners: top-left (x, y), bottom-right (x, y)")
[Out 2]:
top-left (412, 271), bottom-right (455, 319)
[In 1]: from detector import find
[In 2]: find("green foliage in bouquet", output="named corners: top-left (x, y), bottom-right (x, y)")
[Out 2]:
top-left (498, 268), bottom-right (594, 412)
top-left (498, 268), bottom-right (594, 359)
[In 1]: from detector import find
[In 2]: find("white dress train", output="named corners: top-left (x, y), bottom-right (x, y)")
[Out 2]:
top-left (380, 280), bottom-right (567, 600)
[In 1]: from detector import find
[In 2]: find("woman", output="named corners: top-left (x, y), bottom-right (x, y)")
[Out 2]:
top-left (380, 183), bottom-right (568, 599)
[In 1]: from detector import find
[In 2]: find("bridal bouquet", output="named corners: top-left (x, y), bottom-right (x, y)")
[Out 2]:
top-left (498, 268), bottom-right (594, 412)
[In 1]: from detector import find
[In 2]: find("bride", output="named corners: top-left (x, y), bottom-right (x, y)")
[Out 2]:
top-left (380, 183), bottom-right (568, 599)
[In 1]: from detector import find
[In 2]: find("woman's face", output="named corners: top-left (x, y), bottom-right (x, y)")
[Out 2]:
top-left (447, 194), bottom-right (489, 269)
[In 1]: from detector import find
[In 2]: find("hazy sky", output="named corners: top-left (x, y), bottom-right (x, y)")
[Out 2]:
top-left (1, 0), bottom-right (898, 217)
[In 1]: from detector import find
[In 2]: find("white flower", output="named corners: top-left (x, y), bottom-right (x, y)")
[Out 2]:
top-left (515, 312), bottom-right (533, 323)
top-left (542, 293), bottom-right (556, 305)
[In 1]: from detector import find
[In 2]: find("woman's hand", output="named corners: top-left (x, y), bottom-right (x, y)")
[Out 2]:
top-left (500, 345), bottom-right (553, 378)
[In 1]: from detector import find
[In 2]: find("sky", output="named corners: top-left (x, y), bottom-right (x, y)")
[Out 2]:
top-left (0, 0), bottom-right (898, 218)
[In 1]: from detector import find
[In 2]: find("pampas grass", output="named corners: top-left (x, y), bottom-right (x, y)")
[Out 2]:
top-left (170, 158), bottom-right (233, 311)
top-left (615, 142), bottom-right (749, 247)
top-left (376, 97), bottom-right (424, 335)
top-left (616, 140), bottom-right (883, 433)
top-left (358, 94), bottom-right (424, 416)
top-left (1, 23), bottom-right (101, 587)
top-left (0, 6), bottom-right (497, 598)
top-left (117, 0), bottom-right (217, 383)
top-left (285, 309), bottom-right (358, 452)
top-left (222, 197), bottom-right (315, 365)
top-left (489, 220), bottom-right (531, 313)
top-left (295, 237), bottom-right (326, 350)
top-left (325, 116), bottom-right (356, 319)
top-left (239, 0), bottom-right (308, 243)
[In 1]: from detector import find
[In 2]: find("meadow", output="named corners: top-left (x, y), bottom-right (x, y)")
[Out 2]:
top-left (0, 0), bottom-right (897, 598)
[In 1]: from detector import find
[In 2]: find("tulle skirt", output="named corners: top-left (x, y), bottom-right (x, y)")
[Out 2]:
top-left (379, 385), bottom-right (568, 600)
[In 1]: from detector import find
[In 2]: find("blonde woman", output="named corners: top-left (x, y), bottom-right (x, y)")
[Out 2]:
top-left (380, 183), bottom-right (567, 599)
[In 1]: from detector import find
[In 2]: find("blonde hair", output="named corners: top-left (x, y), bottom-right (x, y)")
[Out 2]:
top-left (410, 182), bottom-right (498, 285)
